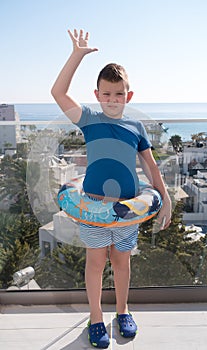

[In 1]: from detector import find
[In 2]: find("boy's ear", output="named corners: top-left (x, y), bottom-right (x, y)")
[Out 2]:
top-left (126, 91), bottom-right (134, 103)
top-left (94, 89), bottom-right (100, 101)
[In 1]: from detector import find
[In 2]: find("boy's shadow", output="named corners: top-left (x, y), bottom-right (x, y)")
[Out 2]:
top-left (111, 317), bottom-right (135, 347)
top-left (60, 318), bottom-right (135, 349)
top-left (60, 327), bottom-right (92, 349)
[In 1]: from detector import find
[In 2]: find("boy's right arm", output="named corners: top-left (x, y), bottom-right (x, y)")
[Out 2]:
top-left (51, 29), bottom-right (98, 124)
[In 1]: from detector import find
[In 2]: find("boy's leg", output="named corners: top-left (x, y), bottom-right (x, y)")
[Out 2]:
top-left (110, 245), bottom-right (131, 315)
top-left (85, 246), bottom-right (108, 324)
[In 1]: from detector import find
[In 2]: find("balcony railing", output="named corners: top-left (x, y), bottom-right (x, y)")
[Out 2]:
top-left (1, 111), bottom-right (207, 302)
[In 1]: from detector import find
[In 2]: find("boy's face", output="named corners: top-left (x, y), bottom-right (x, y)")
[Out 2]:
top-left (94, 79), bottom-right (133, 119)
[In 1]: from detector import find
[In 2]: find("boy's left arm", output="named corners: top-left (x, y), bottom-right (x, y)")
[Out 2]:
top-left (138, 148), bottom-right (172, 230)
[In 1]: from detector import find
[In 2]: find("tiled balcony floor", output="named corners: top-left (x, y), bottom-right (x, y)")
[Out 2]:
top-left (1, 303), bottom-right (207, 350)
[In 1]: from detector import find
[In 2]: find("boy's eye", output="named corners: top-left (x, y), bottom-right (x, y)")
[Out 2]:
top-left (102, 92), bottom-right (124, 96)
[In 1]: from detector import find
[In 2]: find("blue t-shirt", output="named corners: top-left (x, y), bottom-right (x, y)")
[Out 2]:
top-left (76, 106), bottom-right (151, 199)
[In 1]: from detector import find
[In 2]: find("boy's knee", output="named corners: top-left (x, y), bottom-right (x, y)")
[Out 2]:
top-left (87, 259), bottom-right (106, 273)
top-left (86, 248), bottom-right (107, 271)
top-left (110, 248), bottom-right (130, 269)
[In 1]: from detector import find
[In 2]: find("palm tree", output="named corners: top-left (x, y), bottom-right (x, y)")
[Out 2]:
top-left (169, 134), bottom-right (182, 152)
top-left (191, 132), bottom-right (206, 142)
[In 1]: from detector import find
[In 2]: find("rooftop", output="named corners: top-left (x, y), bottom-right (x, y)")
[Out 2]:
top-left (1, 302), bottom-right (207, 350)
top-left (1, 287), bottom-right (207, 350)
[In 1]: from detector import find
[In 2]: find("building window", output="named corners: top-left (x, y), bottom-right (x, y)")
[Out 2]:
top-left (43, 241), bottom-right (51, 256)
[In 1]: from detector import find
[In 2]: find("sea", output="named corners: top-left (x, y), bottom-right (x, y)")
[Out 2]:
top-left (14, 103), bottom-right (207, 142)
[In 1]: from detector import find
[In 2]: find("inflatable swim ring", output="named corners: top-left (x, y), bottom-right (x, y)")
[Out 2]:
top-left (57, 175), bottom-right (162, 227)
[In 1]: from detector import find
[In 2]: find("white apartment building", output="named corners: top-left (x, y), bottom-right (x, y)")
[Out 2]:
top-left (39, 211), bottom-right (82, 258)
top-left (0, 104), bottom-right (16, 153)
top-left (181, 143), bottom-right (207, 224)
top-left (182, 143), bottom-right (207, 174)
top-left (183, 171), bottom-right (207, 225)
top-left (38, 157), bottom-right (82, 257)
top-left (49, 155), bottom-right (78, 186)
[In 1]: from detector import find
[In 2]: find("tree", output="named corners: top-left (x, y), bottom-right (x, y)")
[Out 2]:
top-left (191, 132), bottom-right (207, 142)
top-left (0, 156), bottom-right (32, 214)
top-left (131, 200), bottom-right (204, 286)
top-left (0, 212), bottom-right (40, 288)
top-left (34, 243), bottom-right (116, 289)
top-left (169, 135), bottom-right (182, 152)
top-left (29, 125), bottom-right (37, 132)
top-left (4, 142), bottom-right (13, 149)
top-left (34, 245), bottom-right (86, 289)
top-left (0, 240), bottom-right (40, 289)
top-left (16, 142), bottom-right (30, 159)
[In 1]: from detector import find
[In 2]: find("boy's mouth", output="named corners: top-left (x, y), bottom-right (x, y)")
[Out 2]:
top-left (107, 104), bottom-right (118, 109)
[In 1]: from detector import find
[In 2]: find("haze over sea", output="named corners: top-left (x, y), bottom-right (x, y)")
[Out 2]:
top-left (15, 103), bottom-right (207, 142)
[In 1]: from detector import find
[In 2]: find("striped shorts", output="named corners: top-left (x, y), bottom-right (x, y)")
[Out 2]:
top-left (80, 223), bottom-right (139, 252)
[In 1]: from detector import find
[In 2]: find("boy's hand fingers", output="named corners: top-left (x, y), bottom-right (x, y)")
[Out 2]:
top-left (67, 28), bottom-right (98, 54)
top-left (74, 29), bottom-right (78, 38)
top-left (155, 215), bottom-right (170, 230)
top-left (160, 216), bottom-right (166, 230)
top-left (68, 29), bottom-right (77, 42)
top-left (79, 29), bottom-right (84, 40)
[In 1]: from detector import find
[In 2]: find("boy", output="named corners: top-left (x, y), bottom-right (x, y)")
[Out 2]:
top-left (51, 29), bottom-right (171, 349)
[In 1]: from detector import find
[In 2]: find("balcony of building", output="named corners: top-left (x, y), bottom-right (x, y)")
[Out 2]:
top-left (1, 115), bottom-right (207, 349)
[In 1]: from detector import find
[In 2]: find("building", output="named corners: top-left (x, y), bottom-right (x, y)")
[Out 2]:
top-left (181, 143), bottom-right (207, 225)
top-left (144, 122), bottom-right (164, 147)
top-left (49, 155), bottom-right (79, 186)
top-left (182, 143), bottom-right (207, 174)
top-left (39, 211), bottom-right (82, 258)
top-left (62, 153), bottom-right (87, 175)
top-left (183, 171), bottom-right (207, 225)
top-left (0, 104), bottom-right (16, 154)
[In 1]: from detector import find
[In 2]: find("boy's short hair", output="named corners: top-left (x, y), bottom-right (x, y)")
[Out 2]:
top-left (97, 63), bottom-right (130, 90)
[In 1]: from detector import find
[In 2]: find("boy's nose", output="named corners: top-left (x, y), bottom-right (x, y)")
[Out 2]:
top-left (109, 95), bottom-right (117, 103)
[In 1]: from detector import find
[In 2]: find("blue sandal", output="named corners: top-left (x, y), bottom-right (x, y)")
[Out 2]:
top-left (87, 321), bottom-right (110, 348)
top-left (116, 313), bottom-right (138, 338)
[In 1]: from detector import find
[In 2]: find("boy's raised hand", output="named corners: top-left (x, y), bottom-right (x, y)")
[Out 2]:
top-left (68, 29), bottom-right (98, 55)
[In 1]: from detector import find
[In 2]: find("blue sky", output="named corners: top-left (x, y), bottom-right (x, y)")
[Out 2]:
top-left (0, 0), bottom-right (207, 103)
